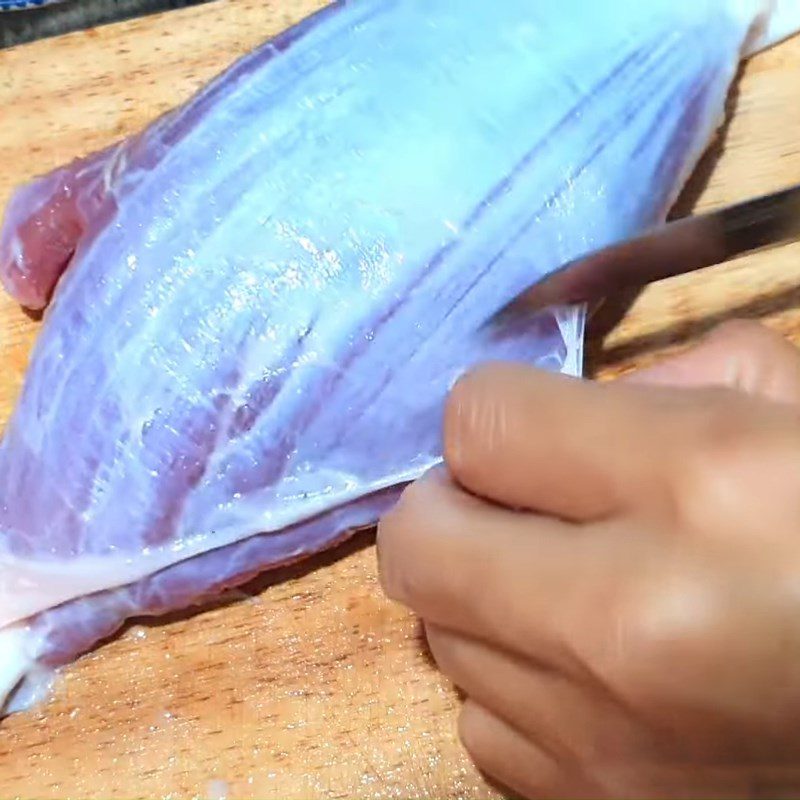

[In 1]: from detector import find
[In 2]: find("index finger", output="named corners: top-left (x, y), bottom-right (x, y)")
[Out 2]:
top-left (377, 467), bottom-right (648, 671)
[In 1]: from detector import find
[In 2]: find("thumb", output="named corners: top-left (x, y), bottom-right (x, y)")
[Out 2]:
top-left (623, 320), bottom-right (800, 405)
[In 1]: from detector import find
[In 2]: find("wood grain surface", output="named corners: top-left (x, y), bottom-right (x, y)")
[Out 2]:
top-left (0, 3), bottom-right (799, 798)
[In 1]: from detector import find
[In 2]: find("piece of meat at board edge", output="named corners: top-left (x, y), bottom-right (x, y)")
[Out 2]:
top-left (0, 0), bottom-right (798, 713)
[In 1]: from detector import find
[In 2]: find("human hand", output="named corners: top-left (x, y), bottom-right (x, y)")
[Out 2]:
top-left (377, 320), bottom-right (800, 799)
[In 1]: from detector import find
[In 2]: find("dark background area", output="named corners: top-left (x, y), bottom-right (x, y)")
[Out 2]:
top-left (0, 0), bottom-right (212, 48)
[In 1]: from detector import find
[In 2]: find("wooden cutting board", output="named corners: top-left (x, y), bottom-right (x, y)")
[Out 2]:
top-left (1, 4), bottom-right (800, 798)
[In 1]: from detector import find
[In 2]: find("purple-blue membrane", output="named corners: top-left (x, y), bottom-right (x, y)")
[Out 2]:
top-left (0, 0), bottom-right (788, 711)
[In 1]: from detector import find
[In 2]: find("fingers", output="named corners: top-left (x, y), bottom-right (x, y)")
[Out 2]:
top-left (425, 623), bottom-right (635, 765)
top-left (443, 361), bottom-right (742, 521)
top-left (626, 321), bottom-right (800, 406)
top-left (0, 144), bottom-right (117, 310)
top-left (458, 700), bottom-right (606, 800)
top-left (456, 680), bottom-right (760, 800)
top-left (377, 468), bottom-right (643, 666)
top-left (444, 321), bottom-right (800, 521)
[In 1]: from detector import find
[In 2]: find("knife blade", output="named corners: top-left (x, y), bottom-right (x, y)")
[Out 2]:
top-left (488, 181), bottom-right (800, 324)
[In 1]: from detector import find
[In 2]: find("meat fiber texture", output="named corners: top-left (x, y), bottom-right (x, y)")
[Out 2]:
top-left (0, 0), bottom-right (797, 714)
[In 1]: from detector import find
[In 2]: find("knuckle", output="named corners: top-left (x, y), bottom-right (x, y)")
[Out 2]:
top-left (679, 394), bottom-right (800, 529)
top-left (707, 319), bottom-right (795, 377)
top-left (591, 567), bottom-right (720, 703)
top-left (679, 389), bottom-right (800, 529)
top-left (709, 318), bottom-right (772, 348)
top-left (701, 320), bottom-right (800, 404)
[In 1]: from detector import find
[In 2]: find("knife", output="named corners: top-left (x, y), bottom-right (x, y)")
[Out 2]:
top-left (489, 182), bottom-right (800, 323)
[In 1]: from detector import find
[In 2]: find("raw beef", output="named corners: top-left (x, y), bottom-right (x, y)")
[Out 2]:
top-left (0, 0), bottom-right (798, 712)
